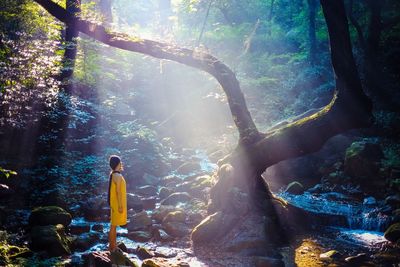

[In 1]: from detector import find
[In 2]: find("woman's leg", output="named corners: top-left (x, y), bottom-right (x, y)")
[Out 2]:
top-left (109, 225), bottom-right (117, 251)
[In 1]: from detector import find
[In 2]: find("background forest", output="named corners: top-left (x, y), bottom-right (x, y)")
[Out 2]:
top-left (0, 0), bottom-right (400, 266)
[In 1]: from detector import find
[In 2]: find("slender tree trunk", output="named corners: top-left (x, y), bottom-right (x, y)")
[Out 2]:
top-left (98, 0), bottom-right (113, 26)
top-left (307, 0), bottom-right (318, 65)
top-left (59, 0), bottom-right (80, 89)
top-left (364, 0), bottom-right (383, 101)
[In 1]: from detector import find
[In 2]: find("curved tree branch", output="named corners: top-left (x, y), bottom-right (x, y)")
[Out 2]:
top-left (33, 0), bottom-right (261, 145)
top-left (34, 0), bottom-right (372, 172)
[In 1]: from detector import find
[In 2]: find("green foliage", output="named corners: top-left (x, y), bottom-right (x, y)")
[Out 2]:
top-left (0, 167), bottom-right (17, 179)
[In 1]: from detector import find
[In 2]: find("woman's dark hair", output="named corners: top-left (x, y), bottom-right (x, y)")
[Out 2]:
top-left (108, 155), bottom-right (121, 206)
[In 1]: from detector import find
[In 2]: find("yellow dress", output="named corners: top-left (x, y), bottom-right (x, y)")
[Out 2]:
top-left (110, 173), bottom-right (127, 226)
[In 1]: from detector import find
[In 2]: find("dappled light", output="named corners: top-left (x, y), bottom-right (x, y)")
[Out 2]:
top-left (1, 0), bottom-right (400, 266)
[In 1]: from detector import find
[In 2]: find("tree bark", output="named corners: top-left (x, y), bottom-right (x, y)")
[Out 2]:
top-left (34, 0), bottom-right (261, 145)
top-left (34, 0), bottom-right (373, 244)
top-left (307, 0), bottom-right (318, 65)
top-left (34, 0), bottom-right (372, 167)
top-left (59, 0), bottom-right (80, 87)
top-left (98, 0), bottom-right (113, 26)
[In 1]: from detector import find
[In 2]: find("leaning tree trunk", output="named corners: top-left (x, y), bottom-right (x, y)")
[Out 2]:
top-left (34, 0), bottom-right (372, 245)
top-left (59, 0), bottom-right (80, 88)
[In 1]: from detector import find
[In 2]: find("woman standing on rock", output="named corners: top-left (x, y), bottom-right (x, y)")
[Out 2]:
top-left (108, 155), bottom-right (127, 252)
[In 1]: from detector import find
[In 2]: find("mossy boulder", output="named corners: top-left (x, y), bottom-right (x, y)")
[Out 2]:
top-left (0, 243), bottom-right (32, 265)
top-left (163, 222), bottom-right (191, 238)
top-left (29, 206), bottom-right (72, 227)
top-left (30, 224), bottom-right (71, 256)
top-left (344, 141), bottom-right (383, 179)
top-left (152, 206), bottom-right (180, 222)
top-left (162, 211), bottom-right (186, 224)
top-left (191, 212), bottom-right (237, 244)
top-left (384, 223), bottom-right (400, 243)
top-left (285, 181), bottom-right (304, 195)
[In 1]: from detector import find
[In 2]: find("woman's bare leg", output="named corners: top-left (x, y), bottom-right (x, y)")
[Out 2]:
top-left (109, 225), bottom-right (117, 251)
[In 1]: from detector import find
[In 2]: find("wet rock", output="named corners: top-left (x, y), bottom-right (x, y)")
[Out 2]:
top-left (161, 175), bottom-right (181, 186)
top-left (117, 242), bottom-right (128, 252)
top-left (29, 206), bottom-right (72, 227)
top-left (0, 242), bottom-right (32, 264)
top-left (136, 185), bottom-right (158, 197)
top-left (384, 223), bottom-right (400, 243)
top-left (152, 228), bottom-right (174, 242)
top-left (176, 162), bottom-right (201, 175)
top-left (344, 141), bottom-right (383, 179)
top-left (30, 224), bottom-right (71, 256)
top-left (285, 181), bottom-right (304, 195)
top-left (136, 246), bottom-right (154, 260)
top-left (69, 223), bottom-right (90, 235)
top-left (142, 257), bottom-right (189, 267)
top-left (82, 251), bottom-right (111, 267)
top-left (319, 250), bottom-right (341, 261)
top-left (127, 193), bottom-right (143, 211)
top-left (142, 197), bottom-right (157, 210)
top-left (152, 206), bottom-right (180, 222)
top-left (142, 173), bottom-right (159, 186)
top-left (154, 247), bottom-right (178, 258)
top-left (159, 187), bottom-right (173, 199)
top-left (162, 211), bottom-right (186, 223)
top-left (163, 222), bottom-right (191, 238)
top-left (83, 250), bottom-right (138, 267)
top-left (127, 211), bottom-right (152, 231)
top-left (72, 232), bottom-right (101, 251)
top-left (0, 184), bottom-right (13, 198)
top-left (254, 256), bottom-right (285, 267)
top-left (191, 212), bottom-right (237, 244)
top-left (345, 253), bottom-right (368, 265)
top-left (363, 196), bottom-right (377, 206)
top-left (127, 231), bottom-right (152, 242)
top-left (160, 192), bottom-right (192, 206)
top-left (385, 194), bottom-right (400, 207)
top-left (92, 224), bottom-right (104, 232)
top-left (307, 184), bottom-right (324, 194)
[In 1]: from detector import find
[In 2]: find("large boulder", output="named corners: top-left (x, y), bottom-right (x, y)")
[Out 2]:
top-left (162, 211), bottom-right (186, 224)
top-left (160, 192), bottom-right (191, 206)
top-left (29, 206), bottom-right (72, 227)
top-left (285, 182), bottom-right (305, 195)
top-left (384, 223), bottom-right (400, 243)
top-left (191, 212), bottom-right (237, 244)
top-left (30, 224), bottom-right (71, 256)
top-left (162, 222), bottom-right (191, 238)
top-left (152, 206), bottom-right (180, 222)
top-left (344, 141), bottom-right (383, 179)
